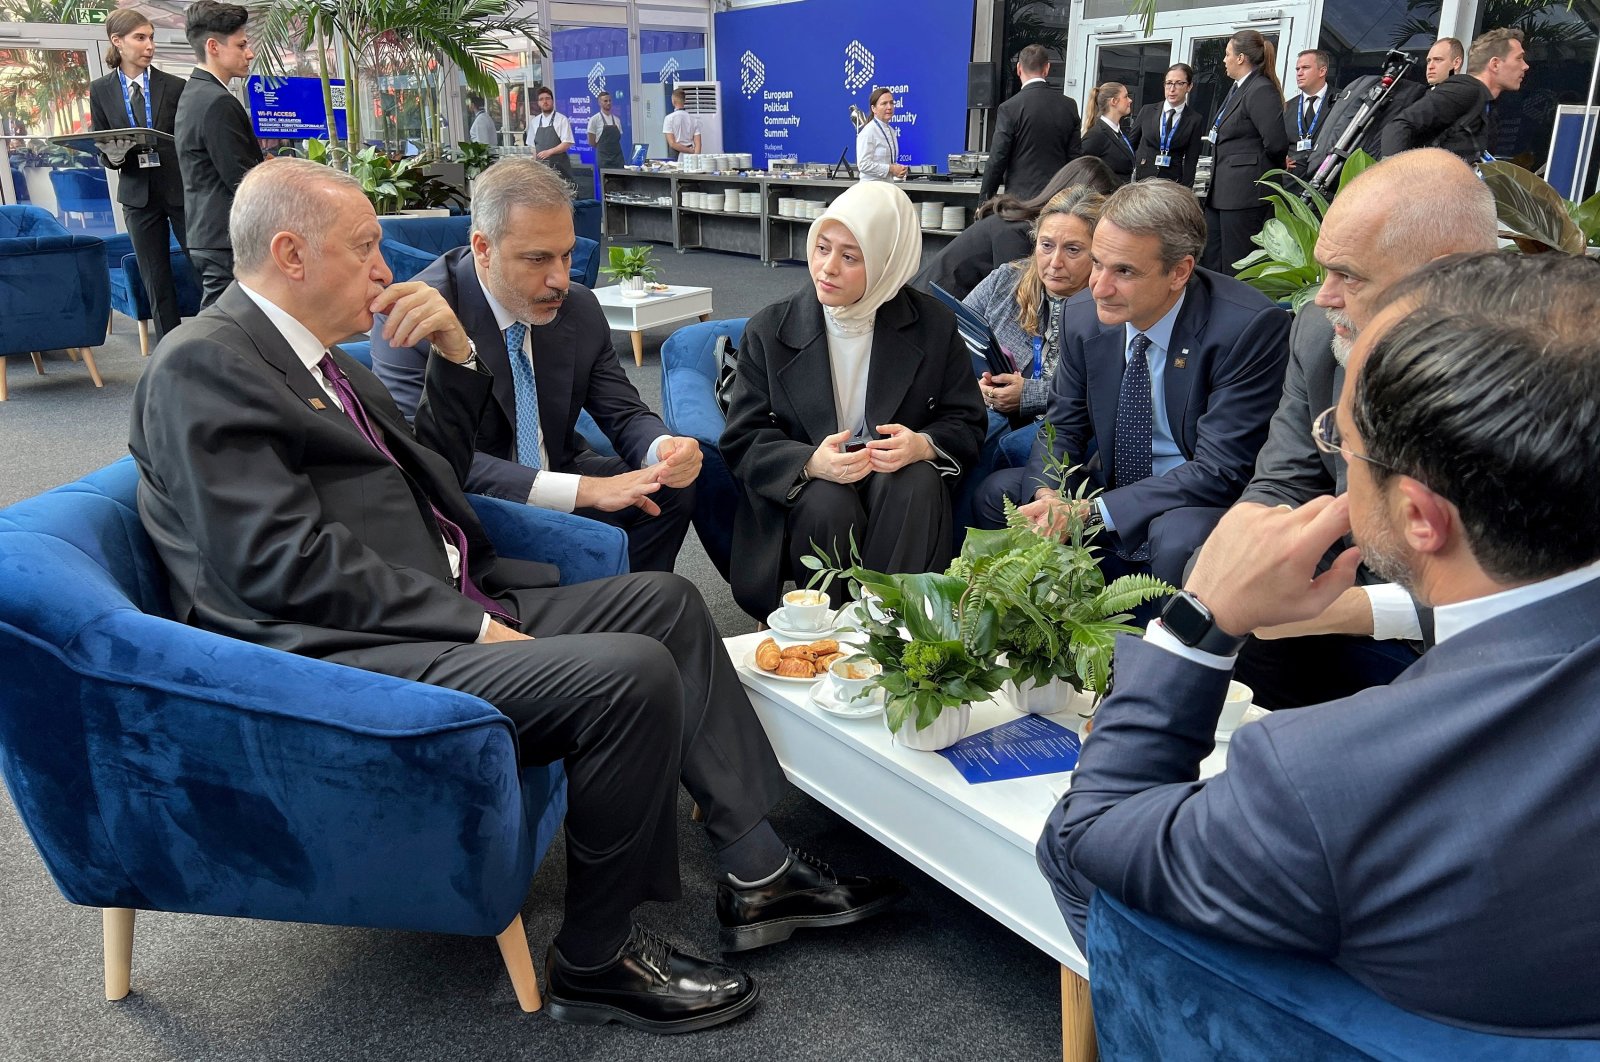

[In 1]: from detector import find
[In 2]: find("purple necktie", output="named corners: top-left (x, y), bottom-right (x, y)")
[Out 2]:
top-left (316, 352), bottom-right (515, 626)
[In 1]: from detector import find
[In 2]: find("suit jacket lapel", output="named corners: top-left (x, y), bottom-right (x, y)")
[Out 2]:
top-left (451, 253), bottom-right (518, 428)
top-left (773, 292), bottom-right (843, 444)
top-left (213, 285), bottom-right (351, 433)
top-left (1162, 282), bottom-right (1210, 455)
top-left (1085, 324), bottom-right (1126, 484)
top-left (864, 293), bottom-right (925, 429)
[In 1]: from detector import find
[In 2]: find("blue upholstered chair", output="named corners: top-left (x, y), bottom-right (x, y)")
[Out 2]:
top-left (659, 317), bottom-right (749, 580)
top-left (47, 168), bottom-right (112, 228)
top-left (0, 205), bottom-right (109, 400)
top-left (377, 214), bottom-right (602, 290)
top-left (1087, 894), bottom-right (1600, 1060)
top-left (0, 458), bottom-right (629, 1010)
top-left (103, 232), bottom-right (202, 356)
top-left (570, 235), bottom-right (601, 288)
top-left (573, 198), bottom-right (602, 244)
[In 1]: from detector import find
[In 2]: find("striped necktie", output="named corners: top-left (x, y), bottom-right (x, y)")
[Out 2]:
top-left (503, 321), bottom-right (542, 469)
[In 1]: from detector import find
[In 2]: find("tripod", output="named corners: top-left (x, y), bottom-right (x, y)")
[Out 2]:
top-left (1303, 48), bottom-right (1418, 201)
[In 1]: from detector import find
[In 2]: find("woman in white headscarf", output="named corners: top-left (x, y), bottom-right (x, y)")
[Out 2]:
top-left (721, 181), bottom-right (987, 618)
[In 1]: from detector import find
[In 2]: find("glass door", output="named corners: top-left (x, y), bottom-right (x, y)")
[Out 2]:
top-left (0, 40), bottom-right (108, 229)
top-left (1091, 39), bottom-right (1175, 116)
top-left (1080, 17), bottom-right (1291, 126)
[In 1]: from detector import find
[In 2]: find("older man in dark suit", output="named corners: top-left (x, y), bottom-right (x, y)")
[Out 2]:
top-left (129, 157), bottom-right (902, 1037)
top-left (979, 44), bottom-right (1083, 203)
top-left (973, 180), bottom-right (1290, 591)
top-left (370, 158), bottom-right (699, 573)
top-left (1039, 249), bottom-right (1600, 1038)
top-left (174, 0), bottom-right (263, 306)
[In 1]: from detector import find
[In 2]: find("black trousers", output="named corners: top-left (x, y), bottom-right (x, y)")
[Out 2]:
top-left (786, 462), bottom-right (953, 607)
top-left (570, 451), bottom-right (695, 574)
top-left (1234, 632), bottom-right (1422, 710)
top-left (1202, 202), bottom-right (1270, 277)
top-left (342, 572), bottom-right (786, 949)
top-left (190, 247), bottom-right (233, 308)
top-left (122, 198), bottom-right (189, 339)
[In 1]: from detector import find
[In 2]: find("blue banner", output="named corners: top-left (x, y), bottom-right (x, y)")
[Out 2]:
top-left (713, 0), bottom-right (972, 167)
top-left (246, 75), bottom-right (347, 140)
top-left (551, 27), bottom-right (629, 171)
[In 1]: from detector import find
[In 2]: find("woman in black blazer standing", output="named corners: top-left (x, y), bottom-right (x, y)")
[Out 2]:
top-left (1079, 82), bottom-right (1136, 186)
top-left (89, 8), bottom-right (189, 344)
top-left (721, 181), bottom-right (987, 619)
top-left (1199, 29), bottom-right (1289, 276)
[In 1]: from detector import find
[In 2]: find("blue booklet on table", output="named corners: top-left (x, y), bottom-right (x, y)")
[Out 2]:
top-left (937, 714), bottom-right (1081, 784)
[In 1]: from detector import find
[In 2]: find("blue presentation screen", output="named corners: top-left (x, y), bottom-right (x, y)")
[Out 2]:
top-left (246, 75), bottom-right (347, 140)
top-left (713, 0), bottom-right (973, 168)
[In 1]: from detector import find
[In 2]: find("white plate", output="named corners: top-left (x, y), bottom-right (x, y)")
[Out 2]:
top-left (741, 648), bottom-right (826, 684)
top-left (810, 681), bottom-right (885, 719)
top-left (763, 607), bottom-right (843, 641)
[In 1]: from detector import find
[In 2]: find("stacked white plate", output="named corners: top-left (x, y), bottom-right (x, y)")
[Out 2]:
top-left (919, 201), bottom-right (945, 229)
top-left (736, 152), bottom-right (754, 169)
top-left (808, 201), bottom-right (825, 219)
top-left (942, 206), bottom-right (965, 231)
top-left (741, 191), bottom-right (760, 213)
top-left (778, 198), bottom-right (799, 217)
top-left (723, 189), bottom-right (740, 212)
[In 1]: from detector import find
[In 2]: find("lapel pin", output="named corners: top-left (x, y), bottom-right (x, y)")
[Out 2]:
top-left (1174, 348), bottom-right (1189, 369)
top-left (308, 397), bottom-right (327, 410)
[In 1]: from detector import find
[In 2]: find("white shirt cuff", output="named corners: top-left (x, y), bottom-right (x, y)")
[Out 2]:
top-left (1145, 618), bottom-right (1239, 670)
top-left (645, 434), bottom-right (671, 466)
top-left (920, 432), bottom-right (959, 475)
top-left (1096, 498), bottom-right (1116, 532)
top-left (1365, 583), bottom-right (1424, 641)
top-left (475, 613), bottom-right (493, 642)
top-left (526, 471), bottom-right (581, 513)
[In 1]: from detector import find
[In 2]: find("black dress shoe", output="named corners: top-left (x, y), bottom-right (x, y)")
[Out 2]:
top-left (544, 924), bottom-right (760, 1034)
top-left (717, 847), bottom-right (907, 952)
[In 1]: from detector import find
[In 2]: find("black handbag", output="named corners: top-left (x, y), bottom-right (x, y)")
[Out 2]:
top-left (712, 333), bottom-right (740, 416)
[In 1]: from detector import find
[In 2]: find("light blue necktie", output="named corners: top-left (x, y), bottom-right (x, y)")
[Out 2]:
top-left (503, 322), bottom-right (542, 469)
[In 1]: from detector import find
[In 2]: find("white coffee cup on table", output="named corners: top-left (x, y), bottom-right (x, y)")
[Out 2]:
top-left (1216, 680), bottom-right (1254, 734)
top-left (781, 588), bottom-right (830, 631)
top-left (826, 657), bottom-right (882, 706)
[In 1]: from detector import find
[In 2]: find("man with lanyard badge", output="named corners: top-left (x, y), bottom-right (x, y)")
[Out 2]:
top-left (1284, 50), bottom-right (1330, 173)
top-left (587, 91), bottom-right (626, 172)
top-left (527, 85), bottom-right (574, 185)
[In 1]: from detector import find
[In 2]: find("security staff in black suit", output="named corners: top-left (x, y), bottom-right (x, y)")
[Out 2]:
top-left (1131, 63), bottom-right (1203, 185)
top-left (130, 157), bottom-right (904, 1035)
top-left (1199, 30), bottom-right (1289, 276)
top-left (1283, 49), bottom-right (1331, 174)
top-left (174, 0), bottom-right (263, 307)
top-left (980, 44), bottom-right (1083, 203)
top-left (1079, 82), bottom-right (1136, 186)
top-left (1382, 28), bottom-right (1529, 163)
top-left (90, 10), bottom-right (188, 342)
top-left (370, 158), bottom-right (699, 574)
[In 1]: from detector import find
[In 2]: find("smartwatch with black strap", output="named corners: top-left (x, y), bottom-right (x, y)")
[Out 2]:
top-left (1159, 591), bottom-right (1249, 657)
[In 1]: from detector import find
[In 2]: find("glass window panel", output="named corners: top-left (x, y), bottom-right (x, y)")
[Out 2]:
top-left (0, 44), bottom-right (114, 232)
top-left (1095, 41), bottom-right (1174, 112)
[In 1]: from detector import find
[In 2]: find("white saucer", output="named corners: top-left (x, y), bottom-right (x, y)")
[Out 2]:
top-left (764, 607), bottom-right (840, 641)
top-left (810, 680), bottom-right (884, 719)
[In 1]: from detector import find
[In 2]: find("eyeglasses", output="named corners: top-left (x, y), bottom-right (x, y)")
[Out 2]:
top-left (1163, 80), bottom-right (1189, 87)
top-left (1312, 407), bottom-right (1393, 472)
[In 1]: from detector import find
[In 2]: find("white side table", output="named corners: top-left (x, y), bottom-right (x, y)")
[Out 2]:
top-left (591, 284), bottom-right (714, 365)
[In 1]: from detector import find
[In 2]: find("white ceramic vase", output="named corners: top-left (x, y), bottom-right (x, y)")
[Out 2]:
top-left (890, 704), bottom-right (971, 752)
top-left (620, 275), bottom-right (647, 298)
top-left (1002, 675), bottom-right (1097, 718)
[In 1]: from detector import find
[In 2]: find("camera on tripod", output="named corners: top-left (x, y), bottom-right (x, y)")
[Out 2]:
top-left (1302, 48), bottom-right (1419, 201)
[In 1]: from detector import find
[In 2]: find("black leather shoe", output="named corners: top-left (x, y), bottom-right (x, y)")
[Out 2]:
top-left (544, 924), bottom-right (760, 1034)
top-left (717, 847), bottom-right (907, 952)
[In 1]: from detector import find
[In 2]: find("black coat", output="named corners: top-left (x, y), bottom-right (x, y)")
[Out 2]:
top-left (1130, 102), bottom-right (1203, 185)
top-left (88, 67), bottom-right (185, 211)
top-left (1204, 71), bottom-right (1289, 212)
top-left (174, 68), bottom-right (264, 250)
top-left (1380, 74), bottom-right (1495, 162)
top-left (1080, 118), bottom-right (1136, 185)
top-left (908, 212), bottom-right (1032, 301)
top-left (720, 286), bottom-right (986, 617)
top-left (980, 82), bottom-right (1083, 202)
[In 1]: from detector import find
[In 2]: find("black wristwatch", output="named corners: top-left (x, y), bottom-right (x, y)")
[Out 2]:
top-left (1159, 592), bottom-right (1249, 657)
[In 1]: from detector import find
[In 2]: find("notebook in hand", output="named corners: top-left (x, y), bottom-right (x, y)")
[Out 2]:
top-left (929, 283), bottom-right (1016, 377)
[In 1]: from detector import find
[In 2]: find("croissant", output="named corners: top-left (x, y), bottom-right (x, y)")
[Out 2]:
top-left (815, 652), bottom-right (845, 673)
top-left (755, 637), bottom-right (782, 672)
top-left (805, 639), bottom-right (840, 655)
top-left (776, 657), bottom-right (815, 678)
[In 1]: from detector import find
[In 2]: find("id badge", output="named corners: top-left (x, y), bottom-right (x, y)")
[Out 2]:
top-left (1296, 138), bottom-right (1313, 152)
top-left (1193, 155), bottom-right (1214, 197)
top-left (1205, 130), bottom-right (1217, 144)
top-left (136, 151), bottom-right (160, 169)
top-left (1155, 153), bottom-right (1172, 169)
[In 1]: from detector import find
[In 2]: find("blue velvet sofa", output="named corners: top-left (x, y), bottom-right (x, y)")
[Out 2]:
top-left (0, 458), bottom-right (629, 1010)
top-left (0, 205), bottom-right (109, 400)
top-left (658, 317), bottom-right (749, 580)
top-left (1087, 893), bottom-right (1600, 1060)
top-left (102, 231), bottom-right (201, 356)
top-left (378, 211), bottom-right (601, 287)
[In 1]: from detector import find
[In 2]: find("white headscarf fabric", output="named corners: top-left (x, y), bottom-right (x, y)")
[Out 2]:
top-left (805, 181), bottom-right (922, 330)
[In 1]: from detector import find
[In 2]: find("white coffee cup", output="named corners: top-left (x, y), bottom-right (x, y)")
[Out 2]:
top-left (827, 656), bottom-right (882, 706)
top-left (781, 588), bottom-right (830, 631)
top-left (1217, 680), bottom-right (1254, 733)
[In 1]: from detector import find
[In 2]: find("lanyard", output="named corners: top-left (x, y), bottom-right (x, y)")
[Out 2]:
top-left (1297, 95), bottom-right (1321, 140)
top-left (1159, 108), bottom-right (1179, 155)
top-left (1029, 336), bottom-right (1043, 379)
top-left (1212, 78), bottom-right (1245, 133)
top-left (876, 119), bottom-right (895, 150)
top-left (119, 70), bottom-right (152, 128)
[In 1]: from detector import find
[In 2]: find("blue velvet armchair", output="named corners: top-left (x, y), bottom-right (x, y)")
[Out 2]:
top-left (0, 458), bottom-right (629, 1011)
top-left (0, 205), bottom-right (109, 400)
top-left (1087, 894), bottom-right (1600, 1060)
top-left (48, 168), bottom-right (112, 229)
top-left (658, 317), bottom-right (749, 580)
top-left (103, 232), bottom-right (202, 356)
top-left (377, 213), bottom-right (600, 287)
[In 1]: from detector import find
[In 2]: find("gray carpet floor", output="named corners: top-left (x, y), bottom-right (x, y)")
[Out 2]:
top-left (0, 245), bottom-right (1063, 1061)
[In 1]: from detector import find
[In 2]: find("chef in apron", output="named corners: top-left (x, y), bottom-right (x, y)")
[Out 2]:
top-left (588, 90), bottom-right (627, 171)
top-left (527, 85), bottom-right (574, 184)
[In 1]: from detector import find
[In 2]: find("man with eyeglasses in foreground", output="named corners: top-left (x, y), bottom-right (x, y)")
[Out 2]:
top-left (1229, 148), bottom-right (1497, 707)
top-left (1041, 249), bottom-right (1600, 1037)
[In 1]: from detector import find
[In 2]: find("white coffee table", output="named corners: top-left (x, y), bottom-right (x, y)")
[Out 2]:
top-left (591, 283), bottom-right (714, 365)
top-left (725, 629), bottom-right (1228, 1062)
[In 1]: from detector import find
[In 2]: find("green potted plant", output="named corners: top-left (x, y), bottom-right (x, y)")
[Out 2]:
top-left (1233, 149), bottom-right (1378, 310)
top-left (1477, 160), bottom-right (1592, 255)
top-left (456, 140), bottom-right (494, 183)
top-left (601, 245), bottom-right (659, 298)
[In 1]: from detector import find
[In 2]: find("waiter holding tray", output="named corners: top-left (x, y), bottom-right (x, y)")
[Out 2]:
top-left (89, 8), bottom-right (190, 344)
top-left (856, 88), bottom-right (908, 181)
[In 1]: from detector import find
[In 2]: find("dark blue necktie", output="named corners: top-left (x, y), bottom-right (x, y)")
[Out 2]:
top-left (503, 322), bottom-right (542, 469)
top-left (128, 81), bottom-right (147, 128)
top-left (1113, 333), bottom-right (1154, 562)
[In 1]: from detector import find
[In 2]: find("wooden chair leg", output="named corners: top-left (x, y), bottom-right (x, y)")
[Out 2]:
top-left (137, 321), bottom-right (149, 357)
top-left (0, 357), bottom-right (9, 401)
top-left (66, 348), bottom-right (80, 362)
top-left (1061, 965), bottom-right (1097, 1062)
top-left (495, 914), bottom-right (542, 1013)
top-left (103, 908), bottom-right (135, 1001)
top-left (31, 352), bottom-right (45, 374)
top-left (108, 309), bottom-right (114, 333)
top-left (80, 348), bottom-right (105, 388)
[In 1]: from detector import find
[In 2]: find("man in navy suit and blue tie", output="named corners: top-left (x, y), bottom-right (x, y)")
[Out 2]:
top-left (1039, 250), bottom-right (1600, 1037)
top-left (973, 179), bottom-right (1291, 591)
